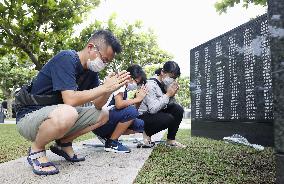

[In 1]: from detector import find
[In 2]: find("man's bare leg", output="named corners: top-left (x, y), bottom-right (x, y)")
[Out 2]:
top-left (58, 109), bottom-right (109, 155)
top-left (31, 105), bottom-right (79, 172)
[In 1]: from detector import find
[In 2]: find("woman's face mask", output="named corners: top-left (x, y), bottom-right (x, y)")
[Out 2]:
top-left (162, 76), bottom-right (175, 86)
top-left (127, 82), bottom-right (138, 91)
top-left (87, 57), bottom-right (107, 72)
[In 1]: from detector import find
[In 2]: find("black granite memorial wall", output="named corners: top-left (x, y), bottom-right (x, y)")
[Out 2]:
top-left (268, 0), bottom-right (284, 183)
top-left (190, 14), bottom-right (274, 146)
top-left (190, 1), bottom-right (284, 181)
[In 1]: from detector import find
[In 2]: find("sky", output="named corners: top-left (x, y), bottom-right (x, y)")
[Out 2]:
top-left (79, 0), bottom-right (267, 77)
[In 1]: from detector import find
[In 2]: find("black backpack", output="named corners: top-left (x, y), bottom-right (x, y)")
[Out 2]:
top-left (149, 78), bottom-right (166, 94)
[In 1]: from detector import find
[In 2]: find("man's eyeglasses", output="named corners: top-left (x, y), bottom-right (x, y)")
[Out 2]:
top-left (94, 44), bottom-right (109, 64)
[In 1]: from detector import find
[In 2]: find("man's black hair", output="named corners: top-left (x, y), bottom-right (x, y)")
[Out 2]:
top-left (89, 30), bottom-right (122, 54)
top-left (126, 65), bottom-right (147, 85)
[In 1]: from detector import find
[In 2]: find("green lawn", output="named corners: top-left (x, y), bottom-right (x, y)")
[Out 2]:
top-left (0, 124), bottom-right (94, 163)
top-left (134, 129), bottom-right (275, 184)
top-left (0, 125), bottom-right (276, 183)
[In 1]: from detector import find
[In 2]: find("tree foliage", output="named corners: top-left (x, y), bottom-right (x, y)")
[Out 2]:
top-left (0, 90), bottom-right (3, 101)
top-left (215, 0), bottom-right (267, 14)
top-left (1, 0), bottom-right (172, 78)
top-left (66, 14), bottom-right (173, 79)
top-left (0, 1), bottom-right (185, 111)
top-left (0, 0), bottom-right (100, 70)
top-left (0, 55), bottom-right (37, 97)
top-left (175, 76), bottom-right (190, 108)
top-left (0, 55), bottom-right (37, 117)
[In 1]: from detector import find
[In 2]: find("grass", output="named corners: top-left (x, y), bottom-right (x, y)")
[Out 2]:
top-left (134, 129), bottom-right (275, 184)
top-left (0, 125), bottom-right (276, 183)
top-left (0, 124), bottom-right (94, 163)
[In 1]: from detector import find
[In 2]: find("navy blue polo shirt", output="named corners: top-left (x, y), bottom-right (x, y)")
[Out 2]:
top-left (16, 50), bottom-right (100, 122)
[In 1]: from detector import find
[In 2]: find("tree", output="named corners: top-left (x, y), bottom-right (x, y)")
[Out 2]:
top-left (1, 1), bottom-right (174, 113)
top-left (66, 14), bottom-right (173, 79)
top-left (0, 90), bottom-right (3, 101)
top-left (175, 76), bottom-right (190, 108)
top-left (0, 55), bottom-right (37, 118)
top-left (1, 0), bottom-right (172, 77)
top-left (215, 0), bottom-right (267, 14)
top-left (0, 0), bottom-right (100, 70)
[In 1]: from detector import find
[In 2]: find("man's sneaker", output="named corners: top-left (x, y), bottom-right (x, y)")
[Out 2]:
top-left (97, 135), bottom-right (107, 144)
top-left (104, 139), bottom-right (131, 153)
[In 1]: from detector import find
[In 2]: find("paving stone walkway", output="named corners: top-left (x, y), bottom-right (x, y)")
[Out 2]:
top-left (0, 119), bottom-right (190, 184)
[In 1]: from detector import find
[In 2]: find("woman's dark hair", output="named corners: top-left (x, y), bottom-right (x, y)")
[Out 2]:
top-left (126, 65), bottom-right (147, 85)
top-left (155, 61), bottom-right (181, 78)
top-left (154, 68), bottom-right (163, 75)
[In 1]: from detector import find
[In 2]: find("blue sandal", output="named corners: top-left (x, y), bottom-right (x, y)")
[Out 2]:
top-left (50, 140), bottom-right (85, 162)
top-left (27, 148), bottom-right (59, 176)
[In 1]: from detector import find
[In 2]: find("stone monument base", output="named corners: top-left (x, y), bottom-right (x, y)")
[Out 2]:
top-left (191, 120), bottom-right (273, 146)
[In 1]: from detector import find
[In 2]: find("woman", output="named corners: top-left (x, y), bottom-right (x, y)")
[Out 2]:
top-left (138, 61), bottom-right (186, 148)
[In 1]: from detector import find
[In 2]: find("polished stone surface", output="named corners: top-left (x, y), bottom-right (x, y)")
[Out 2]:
top-left (268, 0), bottom-right (284, 183)
top-left (268, 0), bottom-right (284, 154)
top-left (190, 12), bottom-right (274, 146)
top-left (268, 0), bottom-right (284, 184)
top-left (276, 154), bottom-right (284, 184)
top-left (190, 14), bottom-right (273, 122)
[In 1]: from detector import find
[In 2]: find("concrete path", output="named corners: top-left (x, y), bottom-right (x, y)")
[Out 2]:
top-left (179, 118), bottom-right (191, 129)
top-left (0, 119), bottom-right (191, 184)
top-left (2, 120), bottom-right (16, 124)
top-left (0, 132), bottom-right (165, 184)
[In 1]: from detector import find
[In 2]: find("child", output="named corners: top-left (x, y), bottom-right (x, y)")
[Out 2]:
top-left (92, 65), bottom-right (148, 153)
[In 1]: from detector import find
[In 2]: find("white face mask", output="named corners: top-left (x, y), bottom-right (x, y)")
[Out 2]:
top-left (162, 76), bottom-right (175, 86)
top-left (87, 57), bottom-right (106, 72)
top-left (127, 82), bottom-right (138, 91)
